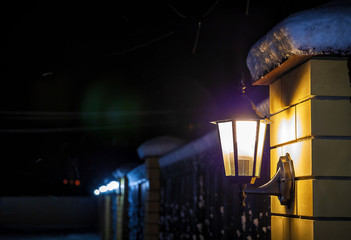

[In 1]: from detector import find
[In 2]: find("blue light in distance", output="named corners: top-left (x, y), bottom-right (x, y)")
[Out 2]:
top-left (93, 189), bottom-right (100, 196)
top-left (99, 185), bottom-right (108, 193)
top-left (107, 181), bottom-right (119, 191)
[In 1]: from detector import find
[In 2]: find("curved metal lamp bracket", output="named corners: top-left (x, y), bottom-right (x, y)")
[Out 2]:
top-left (242, 153), bottom-right (295, 207)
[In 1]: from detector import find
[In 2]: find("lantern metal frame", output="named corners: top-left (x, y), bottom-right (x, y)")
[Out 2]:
top-left (213, 118), bottom-right (269, 184)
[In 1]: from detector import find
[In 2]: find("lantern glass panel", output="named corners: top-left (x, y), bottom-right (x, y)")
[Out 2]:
top-left (235, 121), bottom-right (257, 176)
top-left (218, 121), bottom-right (235, 176)
top-left (255, 121), bottom-right (267, 177)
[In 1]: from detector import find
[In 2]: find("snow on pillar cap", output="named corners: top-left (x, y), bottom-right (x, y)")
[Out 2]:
top-left (137, 136), bottom-right (187, 159)
top-left (247, 0), bottom-right (351, 84)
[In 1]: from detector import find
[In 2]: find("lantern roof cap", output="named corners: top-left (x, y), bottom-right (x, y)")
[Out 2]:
top-left (247, 0), bottom-right (351, 84)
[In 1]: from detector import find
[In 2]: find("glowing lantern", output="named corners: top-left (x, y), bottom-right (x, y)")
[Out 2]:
top-left (213, 117), bottom-right (295, 206)
top-left (215, 119), bottom-right (268, 184)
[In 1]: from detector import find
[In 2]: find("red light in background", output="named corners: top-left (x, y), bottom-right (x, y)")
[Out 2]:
top-left (63, 179), bottom-right (68, 185)
top-left (75, 180), bottom-right (80, 186)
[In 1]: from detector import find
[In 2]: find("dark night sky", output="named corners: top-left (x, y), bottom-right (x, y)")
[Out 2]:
top-left (0, 0), bottom-right (332, 196)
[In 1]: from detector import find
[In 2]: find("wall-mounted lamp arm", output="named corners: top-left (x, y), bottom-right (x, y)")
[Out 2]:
top-left (240, 153), bottom-right (295, 207)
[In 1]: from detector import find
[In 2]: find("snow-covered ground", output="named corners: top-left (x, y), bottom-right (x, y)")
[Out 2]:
top-left (247, 0), bottom-right (351, 81)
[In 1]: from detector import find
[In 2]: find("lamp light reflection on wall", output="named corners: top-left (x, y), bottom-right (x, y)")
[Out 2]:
top-left (213, 118), bottom-right (295, 207)
top-left (94, 189), bottom-right (100, 196)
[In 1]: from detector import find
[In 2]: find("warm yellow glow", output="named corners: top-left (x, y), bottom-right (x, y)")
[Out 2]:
top-left (281, 140), bottom-right (308, 177)
top-left (236, 121), bottom-right (257, 176)
top-left (255, 121), bottom-right (267, 177)
top-left (218, 121), bottom-right (235, 176)
top-left (277, 108), bottom-right (296, 145)
top-left (296, 100), bottom-right (311, 139)
top-left (270, 107), bottom-right (295, 147)
top-left (250, 177), bottom-right (256, 184)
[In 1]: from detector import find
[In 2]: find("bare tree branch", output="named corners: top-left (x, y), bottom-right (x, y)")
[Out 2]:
top-left (192, 21), bottom-right (202, 54)
top-left (202, 0), bottom-right (220, 18)
top-left (168, 4), bottom-right (187, 19)
top-left (108, 32), bottom-right (174, 56)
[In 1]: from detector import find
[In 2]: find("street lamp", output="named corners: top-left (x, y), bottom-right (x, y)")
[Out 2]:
top-left (107, 181), bottom-right (120, 191)
top-left (93, 179), bottom-right (121, 196)
top-left (213, 118), bottom-right (295, 207)
top-left (99, 185), bottom-right (108, 194)
top-left (214, 119), bottom-right (268, 182)
top-left (107, 180), bottom-right (121, 195)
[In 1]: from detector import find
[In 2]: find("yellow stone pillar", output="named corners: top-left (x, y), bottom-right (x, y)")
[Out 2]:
top-left (136, 136), bottom-right (184, 240)
top-left (267, 57), bottom-right (351, 239)
top-left (103, 195), bottom-right (112, 240)
top-left (116, 177), bottom-right (128, 240)
top-left (144, 157), bottom-right (160, 240)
